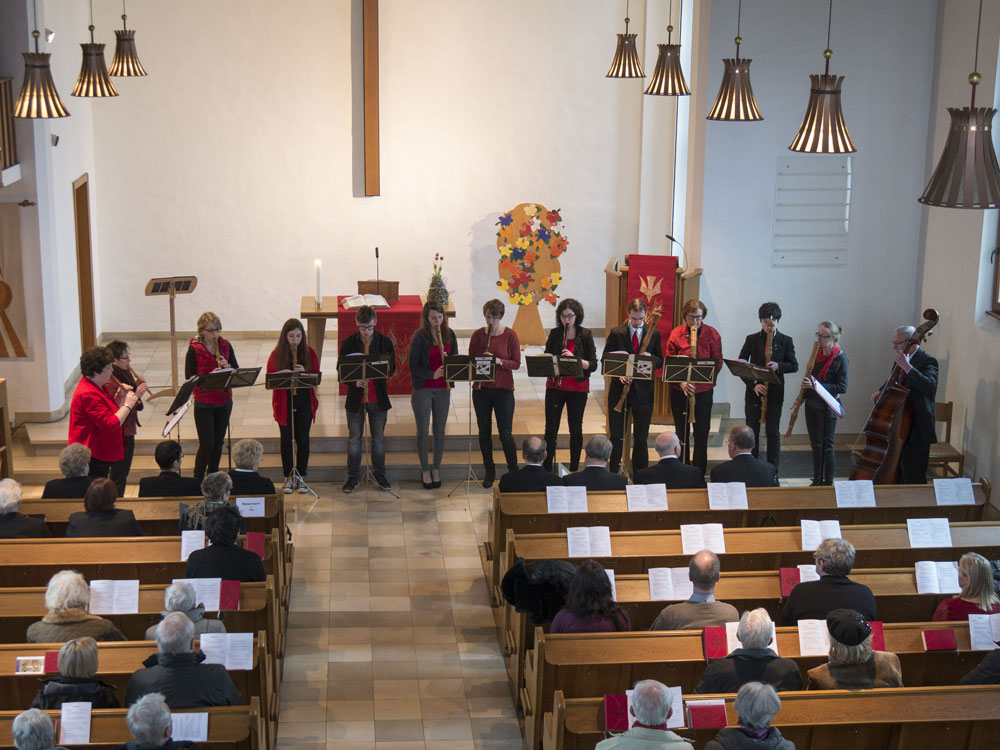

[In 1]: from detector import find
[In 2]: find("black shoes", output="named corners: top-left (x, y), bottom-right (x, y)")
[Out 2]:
top-left (482, 466), bottom-right (496, 489)
top-left (374, 474), bottom-right (392, 491)
top-left (343, 478), bottom-right (359, 494)
top-left (421, 471), bottom-right (434, 490)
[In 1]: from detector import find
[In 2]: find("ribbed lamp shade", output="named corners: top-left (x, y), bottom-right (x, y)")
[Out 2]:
top-left (72, 42), bottom-right (118, 97)
top-left (789, 74), bottom-right (855, 153)
top-left (707, 58), bottom-right (762, 120)
top-left (644, 44), bottom-right (690, 96)
top-left (109, 29), bottom-right (147, 77)
top-left (14, 52), bottom-right (70, 118)
top-left (607, 34), bottom-right (645, 78)
top-left (919, 107), bottom-right (1000, 208)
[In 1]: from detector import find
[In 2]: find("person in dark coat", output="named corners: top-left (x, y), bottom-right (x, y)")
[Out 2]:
top-left (66, 478), bottom-right (144, 537)
top-left (960, 647), bottom-right (1000, 684)
top-left (704, 682), bottom-right (795, 750)
top-left (121, 692), bottom-right (195, 750)
top-left (564, 435), bottom-right (627, 491)
top-left (779, 538), bottom-right (876, 625)
top-left (41, 443), bottom-right (94, 499)
top-left (500, 557), bottom-right (578, 625)
top-left (12, 708), bottom-right (70, 750)
top-left (0, 479), bottom-right (51, 539)
top-left (497, 437), bottom-right (564, 492)
top-left (124, 612), bottom-right (241, 708)
top-left (710, 426), bottom-right (778, 487)
top-left (228, 438), bottom-right (276, 495)
top-left (633, 432), bottom-right (705, 489)
top-left (696, 610), bottom-right (802, 693)
top-left (181, 472), bottom-right (244, 533)
top-left (805, 609), bottom-right (902, 690)
top-left (184, 504), bottom-right (265, 582)
top-left (138, 441), bottom-right (202, 498)
top-left (795, 321), bottom-right (847, 486)
top-left (32, 637), bottom-right (119, 710)
top-left (551, 560), bottom-right (630, 633)
top-left (27, 570), bottom-right (126, 643)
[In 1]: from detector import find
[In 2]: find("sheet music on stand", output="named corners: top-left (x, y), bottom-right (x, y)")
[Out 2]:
top-left (444, 355), bottom-right (495, 383)
top-left (601, 352), bottom-right (656, 380)
top-left (723, 359), bottom-right (781, 384)
top-left (162, 376), bottom-right (199, 438)
top-left (199, 367), bottom-right (263, 393)
top-left (525, 354), bottom-right (584, 379)
top-left (265, 371), bottom-right (323, 392)
top-left (336, 352), bottom-right (395, 383)
top-left (662, 355), bottom-right (718, 386)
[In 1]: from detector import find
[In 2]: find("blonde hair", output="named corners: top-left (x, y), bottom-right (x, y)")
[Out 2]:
top-left (819, 321), bottom-right (842, 342)
top-left (196, 312), bottom-right (222, 334)
top-left (960, 552), bottom-right (999, 612)
top-left (829, 633), bottom-right (872, 665)
top-left (232, 439), bottom-right (264, 471)
top-left (58, 637), bottom-right (99, 678)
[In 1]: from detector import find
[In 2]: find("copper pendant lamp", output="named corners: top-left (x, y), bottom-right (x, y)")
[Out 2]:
top-left (919, 0), bottom-right (1000, 209)
top-left (645, 0), bottom-right (690, 96)
top-left (109, 1), bottom-right (147, 77)
top-left (707, 0), bottom-right (762, 120)
top-left (73, 0), bottom-right (119, 98)
top-left (789, 0), bottom-right (855, 153)
top-left (607, 0), bottom-right (645, 79)
top-left (13, 0), bottom-right (70, 119)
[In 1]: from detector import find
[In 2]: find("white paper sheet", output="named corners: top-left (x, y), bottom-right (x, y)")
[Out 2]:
top-left (565, 487), bottom-right (589, 512)
top-left (171, 712), bottom-right (209, 742)
top-left (968, 614), bottom-right (1000, 651)
top-left (935, 561), bottom-right (961, 593)
top-left (725, 620), bottom-right (778, 655)
top-left (933, 477), bottom-right (975, 506)
top-left (726, 483), bottom-right (749, 509)
top-left (671, 567), bottom-right (694, 600)
top-left (797, 564), bottom-right (820, 583)
top-left (800, 520), bottom-right (842, 551)
top-left (706, 483), bottom-right (730, 510)
top-left (566, 527), bottom-right (591, 557)
top-left (648, 567), bottom-right (674, 601)
top-left (680, 524), bottom-right (725, 555)
top-left (235, 497), bottom-right (266, 517)
top-left (588, 526), bottom-right (613, 557)
top-left (59, 702), bottom-right (92, 745)
top-left (605, 569), bottom-right (617, 602)
top-left (665, 685), bottom-right (684, 729)
top-left (626, 484), bottom-right (648, 511)
top-left (89, 580), bottom-right (140, 614)
top-left (547, 486), bottom-right (568, 513)
top-left (796, 619), bottom-right (832, 656)
top-left (173, 577), bottom-right (222, 612)
top-left (914, 560), bottom-right (941, 594)
top-left (906, 517), bottom-right (953, 548)
top-left (225, 632), bottom-right (254, 671)
top-left (834, 480), bottom-right (877, 508)
top-left (180, 530), bottom-right (205, 561)
top-left (198, 632), bottom-right (228, 666)
top-left (701, 524), bottom-right (726, 554)
top-left (557, 463), bottom-right (570, 478)
top-left (644, 484), bottom-right (669, 510)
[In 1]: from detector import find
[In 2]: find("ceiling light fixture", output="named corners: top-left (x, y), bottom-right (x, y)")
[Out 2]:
top-left (707, 0), bottom-right (762, 120)
top-left (607, 0), bottom-right (645, 79)
top-left (109, 0), bottom-right (147, 77)
top-left (13, 0), bottom-right (70, 119)
top-left (73, 0), bottom-right (119, 98)
top-left (644, 0), bottom-right (690, 97)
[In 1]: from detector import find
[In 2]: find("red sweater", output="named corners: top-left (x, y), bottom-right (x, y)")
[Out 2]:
top-left (266, 347), bottom-right (320, 425)
top-left (932, 597), bottom-right (1000, 621)
top-left (665, 324), bottom-right (722, 394)
top-left (468, 327), bottom-right (521, 390)
top-left (68, 377), bottom-right (124, 462)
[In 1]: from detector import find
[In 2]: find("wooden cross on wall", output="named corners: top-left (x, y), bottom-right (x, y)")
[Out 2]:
top-left (363, 0), bottom-right (379, 196)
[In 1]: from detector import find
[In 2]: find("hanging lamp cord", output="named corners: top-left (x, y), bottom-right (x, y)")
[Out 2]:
top-left (31, 0), bottom-right (39, 52)
top-left (735, 0), bottom-right (743, 59)
top-left (824, 0), bottom-right (833, 75)
top-left (625, 0), bottom-right (630, 33)
top-left (971, 0), bottom-right (983, 107)
top-left (89, 0), bottom-right (96, 43)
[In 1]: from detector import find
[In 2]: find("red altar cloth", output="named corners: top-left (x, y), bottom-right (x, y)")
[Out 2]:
top-left (336, 294), bottom-right (423, 395)
top-left (626, 254), bottom-right (678, 338)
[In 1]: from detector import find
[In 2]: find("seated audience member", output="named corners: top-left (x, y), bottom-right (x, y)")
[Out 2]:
top-left (228, 438), bottom-right (276, 495)
top-left (0, 478), bottom-right (51, 539)
top-left (138, 441), bottom-right (202, 498)
top-left (66, 478), bottom-right (144, 537)
top-left (31, 636), bottom-right (119, 710)
top-left (709, 425), bottom-right (779, 487)
top-left (779, 538), bottom-right (876, 625)
top-left (806, 608), bottom-right (902, 690)
top-left (123, 692), bottom-right (195, 750)
top-left (27, 570), bottom-right (126, 643)
top-left (125, 612), bottom-right (241, 708)
top-left (498, 437), bottom-right (564, 492)
top-left (181, 471), bottom-right (240, 532)
top-left (705, 682), bottom-right (795, 750)
top-left (564, 435), bottom-right (627, 491)
top-left (500, 557), bottom-right (578, 626)
top-left (41, 443), bottom-right (93, 499)
top-left (595, 679), bottom-right (693, 750)
top-left (551, 559), bottom-right (630, 633)
top-left (633, 431), bottom-right (705, 489)
top-left (696, 609), bottom-right (802, 693)
top-left (12, 708), bottom-right (68, 750)
top-left (145, 581), bottom-right (227, 640)
top-left (185, 504), bottom-right (265, 582)
top-left (960, 648), bottom-right (1000, 685)
top-left (932, 551), bottom-right (1000, 621)
top-left (651, 550), bottom-right (739, 630)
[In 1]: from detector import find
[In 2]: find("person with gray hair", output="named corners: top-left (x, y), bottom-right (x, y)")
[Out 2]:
top-left (181, 471), bottom-right (241, 532)
top-left (125, 612), bottom-right (241, 708)
top-left (705, 682), bottom-right (796, 749)
top-left (0, 478), bottom-right (51, 539)
top-left (806, 609), bottom-right (902, 690)
top-left (31, 636), bottom-right (119, 709)
top-left (651, 550), bottom-right (739, 630)
top-left (12, 708), bottom-right (67, 750)
top-left (696, 609), bottom-right (802, 693)
top-left (41, 443), bottom-right (94, 499)
top-left (228, 438), bottom-right (276, 495)
top-left (595, 679), bottom-right (693, 749)
top-left (123, 692), bottom-right (194, 750)
top-left (634, 431), bottom-right (705, 488)
top-left (497, 437), bottom-right (564, 492)
top-left (709, 425), bottom-right (778, 487)
top-left (779, 538), bottom-right (876, 625)
top-left (26, 570), bottom-right (125, 643)
top-left (144, 581), bottom-right (227, 640)
top-left (564, 435), bottom-right (627, 491)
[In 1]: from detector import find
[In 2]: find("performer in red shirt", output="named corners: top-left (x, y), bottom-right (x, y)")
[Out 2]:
top-left (185, 312), bottom-right (239, 480)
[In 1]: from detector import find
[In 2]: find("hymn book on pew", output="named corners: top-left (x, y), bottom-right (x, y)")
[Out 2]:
top-left (933, 477), bottom-right (975, 505)
top-left (171, 578), bottom-right (240, 612)
top-left (906, 518), bottom-right (953, 548)
top-left (834, 480), bottom-right (877, 507)
top-left (199, 632), bottom-right (254, 670)
top-left (170, 712), bottom-right (209, 742)
top-left (968, 614), bottom-right (1000, 650)
top-left (604, 686), bottom-right (684, 732)
top-left (648, 567), bottom-right (694, 601)
top-left (626, 483), bottom-right (668, 511)
top-left (703, 621), bottom-right (778, 658)
top-left (181, 530), bottom-right (205, 561)
top-left (546, 486), bottom-right (588, 513)
top-left (685, 700), bottom-right (728, 729)
top-left (726, 620), bottom-right (778, 654)
top-left (566, 526), bottom-right (612, 557)
top-left (800, 519), bottom-right (842, 551)
top-left (706, 482), bottom-right (748, 510)
top-left (796, 619), bottom-right (832, 656)
top-left (88, 579), bottom-right (140, 614)
top-left (14, 656), bottom-right (44, 674)
top-left (779, 565), bottom-right (821, 596)
top-left (235, 497), bottom-right (265, 517)
top-left (914, 560), bottom-right (961, 594)
top-left (606, 569), bottom-right (617, 601)
top-left (59, 702), bottom-right (91, 745)
top-left (679, 523), bottom-right (726, 554)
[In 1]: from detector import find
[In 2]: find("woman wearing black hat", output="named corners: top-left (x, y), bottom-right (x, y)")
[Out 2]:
top-left (805, 608), bottom-right (902, 690)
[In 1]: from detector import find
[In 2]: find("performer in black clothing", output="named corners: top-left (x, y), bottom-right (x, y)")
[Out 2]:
top-left (737, 302), bottom-right (797, 470)
top-left (603, 298), bottom-right (663, 475)
top-left (793, 321), bottom-right (847, 486)
top-left (185, 312), bottom-right (238, 481)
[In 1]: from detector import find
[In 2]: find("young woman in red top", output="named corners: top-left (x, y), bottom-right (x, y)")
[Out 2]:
top-left (104, 340), bottom-right (146, 496)
top-left (68, 347), bottom-right (142, 479)
top-left (266, 318), bottom-right (320, 493)
top-left (185, 312), bottom-right (239, 480)
top-left (409, 301), bottom-right (458, 489)
top-left (932, 552), bottom-right (1000, 621)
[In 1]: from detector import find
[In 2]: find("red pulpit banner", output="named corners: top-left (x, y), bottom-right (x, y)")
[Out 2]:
top-left (337, 294), bottom-right (424, 396)
top-left (625, 255), bottom-right (678, 338)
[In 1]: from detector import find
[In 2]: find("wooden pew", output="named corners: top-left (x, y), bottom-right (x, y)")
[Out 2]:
top-left (543, 686), bottom-right (1000, 750)
top-left (523, 621), bottom-right (983, 749)
top-left (0, 699), bottom-right (264, 750)
top-left (487, 481), bottom-right (992, 597)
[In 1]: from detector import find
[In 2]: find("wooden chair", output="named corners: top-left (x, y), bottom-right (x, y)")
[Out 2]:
top-left (930, 401), bottom-right (965, 478)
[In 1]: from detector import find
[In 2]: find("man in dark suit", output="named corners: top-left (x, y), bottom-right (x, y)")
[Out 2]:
top-left (737, 302), bottom-right (797, 471)
top-left (602, 298), bottom-right (663, 475)
top-left (634, 431), bottom-right (705, 488)
top-left (139, 440), bottom-right (203, 497)
top-left (564, 435), bottom-right (627, 491)
top-left (228, 439), bottom-right (276, 495)
top-left (710, 425), bottom-right (779, 487)
top-left (779, 538), bottom-right (876, 625)
top-left (0, 479), bottom-right (51, 538)
top-left (888, 326), bottom-right (938, 484)
top-left (498, 437), bottom-right (564, 492)
top-left (41, 443), bottom-right (94, 499)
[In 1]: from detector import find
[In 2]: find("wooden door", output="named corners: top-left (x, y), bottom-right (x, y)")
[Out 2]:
top-left (73, 173), bottom-right (95, 351)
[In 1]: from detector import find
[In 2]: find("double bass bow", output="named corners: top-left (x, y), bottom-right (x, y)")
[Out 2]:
top-left (849, 309), bottom-right (939, 483)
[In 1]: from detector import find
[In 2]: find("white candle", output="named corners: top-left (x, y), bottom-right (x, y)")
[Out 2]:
top-left (315, 259), bottom-right (322, 308)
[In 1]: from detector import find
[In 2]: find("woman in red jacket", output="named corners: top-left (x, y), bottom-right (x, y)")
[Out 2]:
top-left (185, 312), bottom-right (239, 481)
top-left (68, 347), bottom-right (142, 479)
top-left (266, 318), bottom-right (320, 493)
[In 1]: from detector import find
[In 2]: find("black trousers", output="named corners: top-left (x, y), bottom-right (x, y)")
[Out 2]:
top-left (473, 387), bottom-right (518, 472)
top-left (543, 389), bottom-right (587, 472)
top-left (109, 435), bottom-right (135, 496)
top-left (88, 457), bottom-right (113, 479)
top-left (669, 388), bottom-right (713, 476)
top-left (899, 435), bottom-right (931, 484)
top-left (280, 392), bottom-right (312, 476)
top-left (804, 401), bottom-right (838, 484)
top-left (193, 401), bottom-right (233, 480)
top-left (745, 395), bottom-right (783, 469)
top-left (608, 393), bottom-right (653, 475)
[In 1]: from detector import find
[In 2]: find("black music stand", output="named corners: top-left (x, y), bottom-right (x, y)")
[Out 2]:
top-left (812, 378), bottom-right (845, 485)
top-left (724, 359), bottom-right (782, 461)
top-left (162, 375), bottom-right (199, 440)
top-left (602, 352), bottom-right (657, 480)
top-left (526, 354), bottom-right (584, 471)
top-left (198, 367), bottom-right (262, 472)
top-left (336, 353), bottom-right (396, 496)
top-left (266, 371), bottom-right (322, 498)
top-left (662, 355), bottom-right (718, 465)
top-left (444, 355), bottom-right (496, 496)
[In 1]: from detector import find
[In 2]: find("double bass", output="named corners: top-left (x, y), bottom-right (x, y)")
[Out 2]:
top-left (849, 309), bottom-right (938, 483)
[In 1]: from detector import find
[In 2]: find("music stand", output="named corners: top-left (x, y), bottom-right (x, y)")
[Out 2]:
top-left (602, 353), bottom-right (656, 480)
top-left (198, 367), bottom-right (262, 472)
top-left (336, 353), bottom-right (395, 496)
top-left (812, 378), bottom-right (844, 484)
top-left (144, 276), bottom-right (198, 400)
top-left (266, 371), bottom-right (322, 498)
top-left (162, 376), bottom-right (198, 439)
top-left (526, 354), bottom-right (584, 470)
top-left (662, 355), bottom-right (718, 465)
top-left (723, 359), bottom-right (781, 385)
top-left (443, 355), bottom-right (496, 496)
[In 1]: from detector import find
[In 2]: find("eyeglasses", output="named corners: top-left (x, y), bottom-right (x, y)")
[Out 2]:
top-left (816, 333), bottom-right (832, 340)
top-left (559, 312), bottom-right (576, 320)
top-left (358, 325), bottom-right (376, 332)
top-left (202, 328), bottom-right (221, 334)
top-left (686, 314), bottom-right (704, 322)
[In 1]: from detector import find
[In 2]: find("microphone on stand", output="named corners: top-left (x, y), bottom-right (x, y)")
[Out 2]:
top-left (375, 246), bottom-right (380, 297)
top-left (665, 233), bottom-right (686, 268)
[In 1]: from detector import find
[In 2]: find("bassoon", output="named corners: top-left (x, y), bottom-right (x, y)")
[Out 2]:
top-left (613, 313), bottom-right (661, 412)
top-left (785, 341), bottom-right (819, 438)
top-left (760, 318), bottom-right (776, 424)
